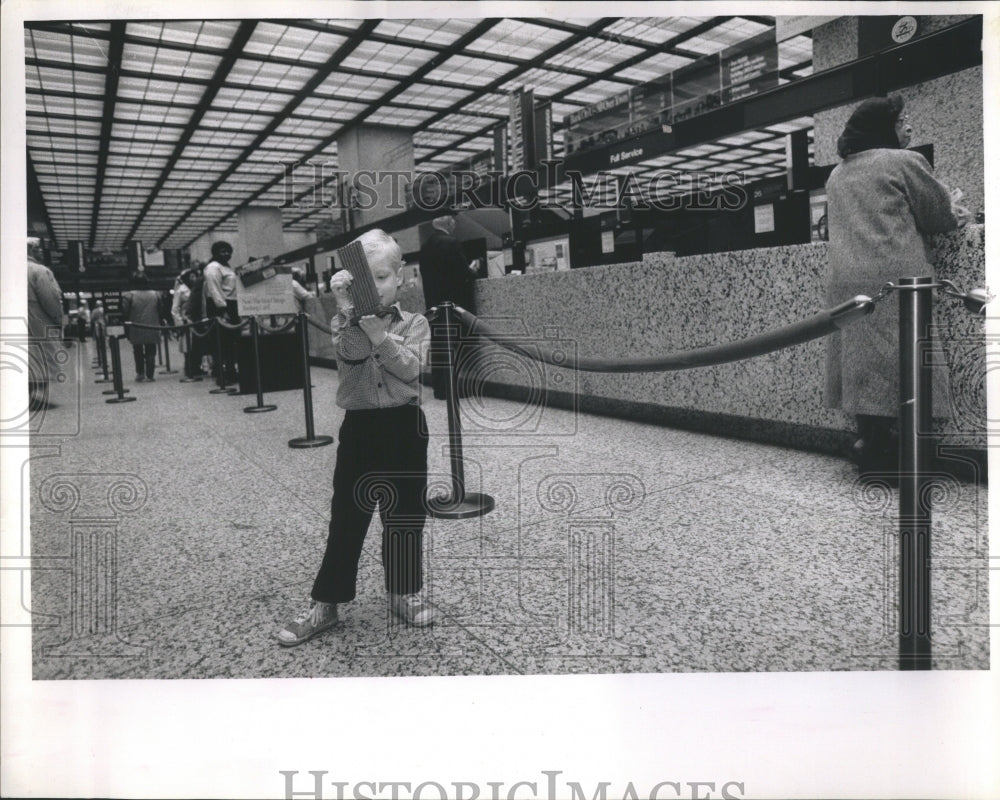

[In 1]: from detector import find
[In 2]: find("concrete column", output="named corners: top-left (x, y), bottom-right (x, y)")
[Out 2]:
top-left (237, 206), bottom-right (284, 267)
top-left (336, 124), bottom-right (420, 253)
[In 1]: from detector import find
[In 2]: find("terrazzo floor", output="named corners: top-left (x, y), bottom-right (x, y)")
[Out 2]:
top-left (18, 337), bottom-right (990, 679)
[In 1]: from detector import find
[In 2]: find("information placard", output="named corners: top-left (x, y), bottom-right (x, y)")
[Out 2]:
top-left (235, 259), bottom-right (296, 316)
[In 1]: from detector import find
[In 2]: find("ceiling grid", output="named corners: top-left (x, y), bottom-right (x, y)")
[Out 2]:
top-left (23, 15), bottom-right (814, 252)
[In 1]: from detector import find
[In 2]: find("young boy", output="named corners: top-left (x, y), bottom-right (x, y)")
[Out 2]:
top-left (276, 229), bottom-right (433, 646)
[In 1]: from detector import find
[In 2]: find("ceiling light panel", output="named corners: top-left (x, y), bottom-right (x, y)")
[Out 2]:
top-left (214, 86), bottom-right (293, 114)
top-left (294, 96), bottom-right (367, 119)
top-left (614, 51), bottom-right (694, 82)
top-left (682, 18), bottom-right (772, 55)
top-left (504, 67), bottom-right (581, 95)
top-left (122, 42), bottom-right (223, 81)
top-left (392, 82), bottom-right (473, 107)
top-left (341, 41), bottom-right (437, 76)
top-left (129, 20), bottom-right (242, 49)
top-left (466, 19), bottom-right (573, 60)
top-left (313, 73), bottom-right (399, 101)
top-left (375, 18), bottom-right (483, 45)
top-left (547, 37), bottom-right (645, 73)
top-left (244, 22), bottom-right (349, 63)
top-left (424, 54), bottom-right (519, 85)
top-left (604, 17), bottom-right (713, 44)
top-left (227, 59), bottom-right (317, 92)
top-left (117, 76), bottom-right (204, 104)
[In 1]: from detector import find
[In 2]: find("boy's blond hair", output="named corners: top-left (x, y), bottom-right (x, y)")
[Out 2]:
top-left (357, 229), bottom-right (402, 272)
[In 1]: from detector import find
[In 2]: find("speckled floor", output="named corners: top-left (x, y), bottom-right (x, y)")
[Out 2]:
top-left (21, 337), bottom-right (989, 679)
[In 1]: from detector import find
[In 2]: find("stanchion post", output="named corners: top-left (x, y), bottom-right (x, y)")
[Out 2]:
top-left (898, 276), bottom-right (933, 670)
top-left (427, 303), bottom-right (494, 519)
top-left (244, 317), bottom-right (277, 414)
top-left (160, 327), bottom-right (177, 374)
top-left (288, 312), bottom-right (333, 448)
top-left (95, 332), bottom-right (111, 383)
top-left (156, 335), bottom-right (163, 366)
top-left (106, 336), bottom-right (136, 404)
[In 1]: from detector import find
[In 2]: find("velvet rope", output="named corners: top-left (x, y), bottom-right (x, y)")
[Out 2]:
top-left (447, 296), bottom-right (874, 373)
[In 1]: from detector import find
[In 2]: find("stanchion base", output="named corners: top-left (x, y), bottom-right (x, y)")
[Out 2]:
top-left (106, 395), bottom-right (137, 404)
top-left (102, 388), bottom-right (129, 395)
top-left (244, 404), bottom-right (277, 413)
top-left (179, 376), bottom-right (204, 383)
top-left (160, 369), bottom-right (179, 375)
top-left (288, 435), bottom-right (334, 449)
top-left (427, 491), bottom-right (495, 519)
top-left (95, 378), bottom-right (113, 384)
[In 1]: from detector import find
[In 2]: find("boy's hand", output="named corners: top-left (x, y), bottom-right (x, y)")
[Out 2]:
top-left (358, 315), bottom-right (387, 346)
top-left (329, 271), bottom-right (354, 312)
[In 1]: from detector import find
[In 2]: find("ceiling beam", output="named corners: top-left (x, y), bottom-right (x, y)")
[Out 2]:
top-left (120, 21), bottom-right (258, 246)
top-left (88, 21), bottom-right (126, 248)
top-left (174, 18), bottom-right (504, 248)
top-left (279, 18), bottom-right (620, 227)
top-left (411, 17), bottom-right (736, 166)
top-left (157, 20), bottom-right (381, 248)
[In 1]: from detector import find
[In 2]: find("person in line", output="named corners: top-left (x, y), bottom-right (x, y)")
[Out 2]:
top-left (182, 264), bottom-right (210, 377)
top-left (291, 267), bottom-right (315, 312)
top-left (122, 272), bottom-right (162, 382)
top-left (417, 214), bottom-right (481, 399)
top-left (26, 237), bottom-right (65, 410)
top-left (90, 301), bottom-right (106, 373)
top-left (825, 95), bottom-right (970, 480)
top-left (75, 301), bottom-right (90, 342)
top-left (171, 272), bottom-right (194, 377)
top-left (90, 301), bottom-right (105, 340)
top-left (276, 229), bottom-right (433, 646)
top-left (202, 240), bottom-right (239, 385)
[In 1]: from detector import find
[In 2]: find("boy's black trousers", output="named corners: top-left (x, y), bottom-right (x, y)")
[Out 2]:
top-left (311, 403), bottom-right (429, 603)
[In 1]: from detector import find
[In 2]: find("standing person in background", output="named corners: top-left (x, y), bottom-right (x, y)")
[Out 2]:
top-left (91, 301), bottom-right (106, 373)
top-left (182, 266), bottom-right (210, 378)
top-left (418, 215), bottom-right (480, 399)
top-left (90, 301), bottom-right (105, 340)
top-left (26, 237), bottom-right (65, 410)
top-left (122, 273), bottom-right (162, 382)
top-left (171, 272), bottom-right (192, 376)
top-left (75, 301), bottom-right (90, 342)
top-left (291, 267), bottom-right (315, 312)
top-left (202, 241), bottom-right (239, 385)
top-left (824, 95), bottom-right (970, 481)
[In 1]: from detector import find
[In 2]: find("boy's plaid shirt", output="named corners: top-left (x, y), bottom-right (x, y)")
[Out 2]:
top-left (330, 303), bottom-right (429, 410)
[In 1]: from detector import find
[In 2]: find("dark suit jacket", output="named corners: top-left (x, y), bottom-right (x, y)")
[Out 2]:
top-left (418, 230), bottom-right (475, 312)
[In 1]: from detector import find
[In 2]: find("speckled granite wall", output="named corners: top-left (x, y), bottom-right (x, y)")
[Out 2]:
top-left (812, 16), bottom-right (983, 216)
top-left (471, 226), bottom-right (986, 450)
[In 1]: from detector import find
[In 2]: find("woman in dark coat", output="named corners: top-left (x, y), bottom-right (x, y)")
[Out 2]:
top-left (824, 95), bottom-right (969, 476)
top-left (123, 272), bottom-right (162, 382)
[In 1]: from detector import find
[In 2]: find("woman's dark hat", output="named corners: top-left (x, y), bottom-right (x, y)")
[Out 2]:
top-left (837, 95), bottom-right (904, 157)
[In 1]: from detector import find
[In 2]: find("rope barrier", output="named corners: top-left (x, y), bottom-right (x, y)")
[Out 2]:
top-left (447, 295), bottom-right (874, 374)
top-left (189, 318), bottom-right (217, 339)
top-left (257, 316), bottom-right (299, 335)
top-left (304, 314), bottom-right (334, 335)
top-left (215, 316), bottom-right (252, 332)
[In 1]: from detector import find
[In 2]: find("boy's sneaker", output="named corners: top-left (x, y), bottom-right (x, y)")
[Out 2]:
top-left (388, 592), bottom-right (435, 627)
top-left (275, 601), bottom-right (338, 647)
